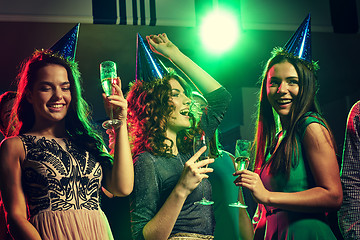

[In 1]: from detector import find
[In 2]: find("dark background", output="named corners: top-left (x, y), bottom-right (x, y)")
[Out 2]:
top-left (0, 1), bottom-right (359, 239)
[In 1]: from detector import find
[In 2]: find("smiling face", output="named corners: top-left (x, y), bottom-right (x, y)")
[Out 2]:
top-left (26, 64), bottom-right (72, 126)
top-left (266, 61), bottom-right (299, 123)
top-left (167, 78), bottom-right (191, 133)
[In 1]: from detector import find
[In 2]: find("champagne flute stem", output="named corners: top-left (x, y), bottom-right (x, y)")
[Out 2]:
top-left (109, 104), bottom-right (113, 121)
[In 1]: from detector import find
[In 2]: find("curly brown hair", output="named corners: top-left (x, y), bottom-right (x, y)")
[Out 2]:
top-left (127, 69), bottom-right (196, 159)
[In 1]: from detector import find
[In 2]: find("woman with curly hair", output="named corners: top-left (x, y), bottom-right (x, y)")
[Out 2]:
top-left (127, 33), bottom-right (231, 240)
top-left (0, 49), bottom-right (133, 239)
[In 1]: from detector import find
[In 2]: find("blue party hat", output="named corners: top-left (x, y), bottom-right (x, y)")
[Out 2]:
top-left (283, 14), bottom-right (311, 63)
top-left (136, 33), bottom-right (168, 82)
top-left (49, 23), bottom-right (80, 61)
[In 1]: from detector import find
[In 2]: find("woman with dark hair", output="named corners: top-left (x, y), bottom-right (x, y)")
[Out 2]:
top-left (127, 33), bottom-right (231, 240)
top-left (234, 46), bottom-right (343, 239)
top-left (0, 49), bottom-right (133, 239)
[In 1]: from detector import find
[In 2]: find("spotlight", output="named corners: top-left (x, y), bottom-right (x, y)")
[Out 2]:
top-left (199, 9), bottom-right (240, 55)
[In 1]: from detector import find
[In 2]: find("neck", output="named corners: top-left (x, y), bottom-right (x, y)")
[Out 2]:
top-left (28, 120), bottom-right (67, 138)
top-left (280, 116), bottom-right (290, 131)
top-left (165, 128), bottom-right (178, 155)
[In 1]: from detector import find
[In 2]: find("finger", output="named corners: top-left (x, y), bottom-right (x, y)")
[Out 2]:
top-left (102, 93), bottom-right (110, 104)
top-left (112, 83), bottom-right (124, 98)
top-left (116, 77), bottom-right (122, 89)
top-left (198, 167), bottom-right (214, 174)
top-left (233, 169), bottom-right (253, 176)
top-left (146, 36), bottom-right (157, 47)
top-left (195, 158), bottom-right (214, 168)
top-left (239, 182), bottom-right (253, 191)
top-left (159, 33), bottom-right (167, 42)
top-left (188, 146), bottom-right (207, 164)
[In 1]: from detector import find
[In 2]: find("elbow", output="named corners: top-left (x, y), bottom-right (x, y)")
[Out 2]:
top-left (112, 183), bottom-right (134, 197)
top-left (332, 191), bottom-right (343, 209)
top-left (327, 188), bottom-right (343, 210)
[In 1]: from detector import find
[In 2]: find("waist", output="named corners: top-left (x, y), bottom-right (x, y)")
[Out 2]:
top-left (168, 233), bottom-right (214, 240)
top-left (265, 207), bottom-right (327, 220)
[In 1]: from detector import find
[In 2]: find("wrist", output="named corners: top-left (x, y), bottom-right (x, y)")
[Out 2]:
top-left (167, 48), bottom-right (183, 62)
top-left (173, 183), bottom-right (191, 199)
top-left (261, 190), bottom-right (272, 205)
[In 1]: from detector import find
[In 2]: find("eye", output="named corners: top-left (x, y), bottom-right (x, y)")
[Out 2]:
top-left (288, 79), bottom-right (299, 85)
top-left (171, 91), bottom-right (180, 97)
top-left (269, 80), bottom-right (279, 87)
top-left (40, 86), bottom-right (51, 91)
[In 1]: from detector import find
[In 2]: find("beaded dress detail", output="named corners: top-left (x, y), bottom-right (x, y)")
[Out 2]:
top-left (19, 135), bottom-right (113, 240)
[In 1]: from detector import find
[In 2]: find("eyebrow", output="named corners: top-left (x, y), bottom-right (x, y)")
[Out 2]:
top-left (171, 88), bottom-right (181, 93)
top-left (270, 76), bottom-right (299, 80)
top-left (38, 81), bottom-right (70, 86)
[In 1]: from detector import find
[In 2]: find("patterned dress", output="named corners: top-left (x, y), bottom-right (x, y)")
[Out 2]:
top-left (19, 135), bottom-right (113, 240)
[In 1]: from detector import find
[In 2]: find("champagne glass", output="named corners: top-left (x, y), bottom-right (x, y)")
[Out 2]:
top-left (193, 131), bottom-right (214, 206)
top-left (100, 61), bottom-right (121, 129)
top-left (229, 139), bottom-right (251, 208)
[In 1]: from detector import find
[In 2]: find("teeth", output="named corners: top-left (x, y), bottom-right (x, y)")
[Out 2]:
top-left (49, 104), bottom-right (63, 108)
top-left (277, 99), bottom-right (291, 104)
top-left (180, 109), bottom-right (189, 116)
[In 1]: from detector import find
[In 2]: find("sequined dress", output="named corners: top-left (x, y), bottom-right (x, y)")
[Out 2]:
top-left (130, 87), bottom-right (231, 239)
top-left (19, 135), bottom-right (113, 240)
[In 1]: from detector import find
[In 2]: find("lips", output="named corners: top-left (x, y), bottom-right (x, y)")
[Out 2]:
top-left (47, 103), bottom-right (66, 111)
top-left (179, 108), bottom-right (190, 116)
top-left (276, 99), bottom-right (292, 105)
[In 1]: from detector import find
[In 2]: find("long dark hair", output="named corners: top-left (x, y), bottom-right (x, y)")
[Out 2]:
top-left (127, 69), bottom-right (195, 158)
top-left (253, 48), bottom-right (335, 177)
top-left (9, 50), bottom-right (111, 165)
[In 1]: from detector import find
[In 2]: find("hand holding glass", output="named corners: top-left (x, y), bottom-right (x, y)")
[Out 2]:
top-left (100, 61), bottom-right (121, 129)
top-left (229, 139), bottom-right (251, 208)
top-left (193, 132), bottom-right (214, 206)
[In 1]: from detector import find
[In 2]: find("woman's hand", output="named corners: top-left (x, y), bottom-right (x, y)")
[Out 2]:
top-left (102, 77), bottom-right (127, 124)
top-left (146, 33), bottom-right (179, 59)
top-left (234, 170), bottom-right (270, 205)
top-left (176, 146), bottom-right (214, 197)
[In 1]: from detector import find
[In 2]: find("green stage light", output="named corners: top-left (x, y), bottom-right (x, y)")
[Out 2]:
top-left (199, 9), bottom-right (239, 55)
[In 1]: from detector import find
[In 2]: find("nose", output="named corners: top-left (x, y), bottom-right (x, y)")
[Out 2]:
top-left (183, 95), bottom-right (191, 106)
top-left (277, 82), bottom-right (288, 94)
top-left (53, 88), bottom-right (63, 100)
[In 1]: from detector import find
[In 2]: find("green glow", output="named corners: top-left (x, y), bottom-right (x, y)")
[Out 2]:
top-left (200, 9), bottom-right (239, 55)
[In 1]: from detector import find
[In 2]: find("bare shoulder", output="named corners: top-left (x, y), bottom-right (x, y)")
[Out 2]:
top-left (0, 136), bottom-right (25, 163)
top-left (303, 122), bottom-right (335, 151)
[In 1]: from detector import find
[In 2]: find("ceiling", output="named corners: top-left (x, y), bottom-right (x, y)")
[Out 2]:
top-left (0, 0), bottom-right (359, 149)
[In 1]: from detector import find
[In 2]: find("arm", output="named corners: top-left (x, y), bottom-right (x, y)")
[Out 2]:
top-left (236, 123), bottom-right (343, 212)
top-left (0, 137), bottom-right (42, 240)
top-left (132, 147), bottom-right (214, 240)
top-left (102, 79), bottom-right (134, 197)
top-left (147, 33), bottom-right (221, 94)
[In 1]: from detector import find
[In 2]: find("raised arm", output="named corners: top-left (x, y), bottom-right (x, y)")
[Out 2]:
top-left (235, 123), bottom-right (343, 212)
top-left (147, 33), bottom-right (221, 94)
top-left (0, 137), bottom-right (42, 240)
top-left (102, 79), bottom-right (134, 197)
